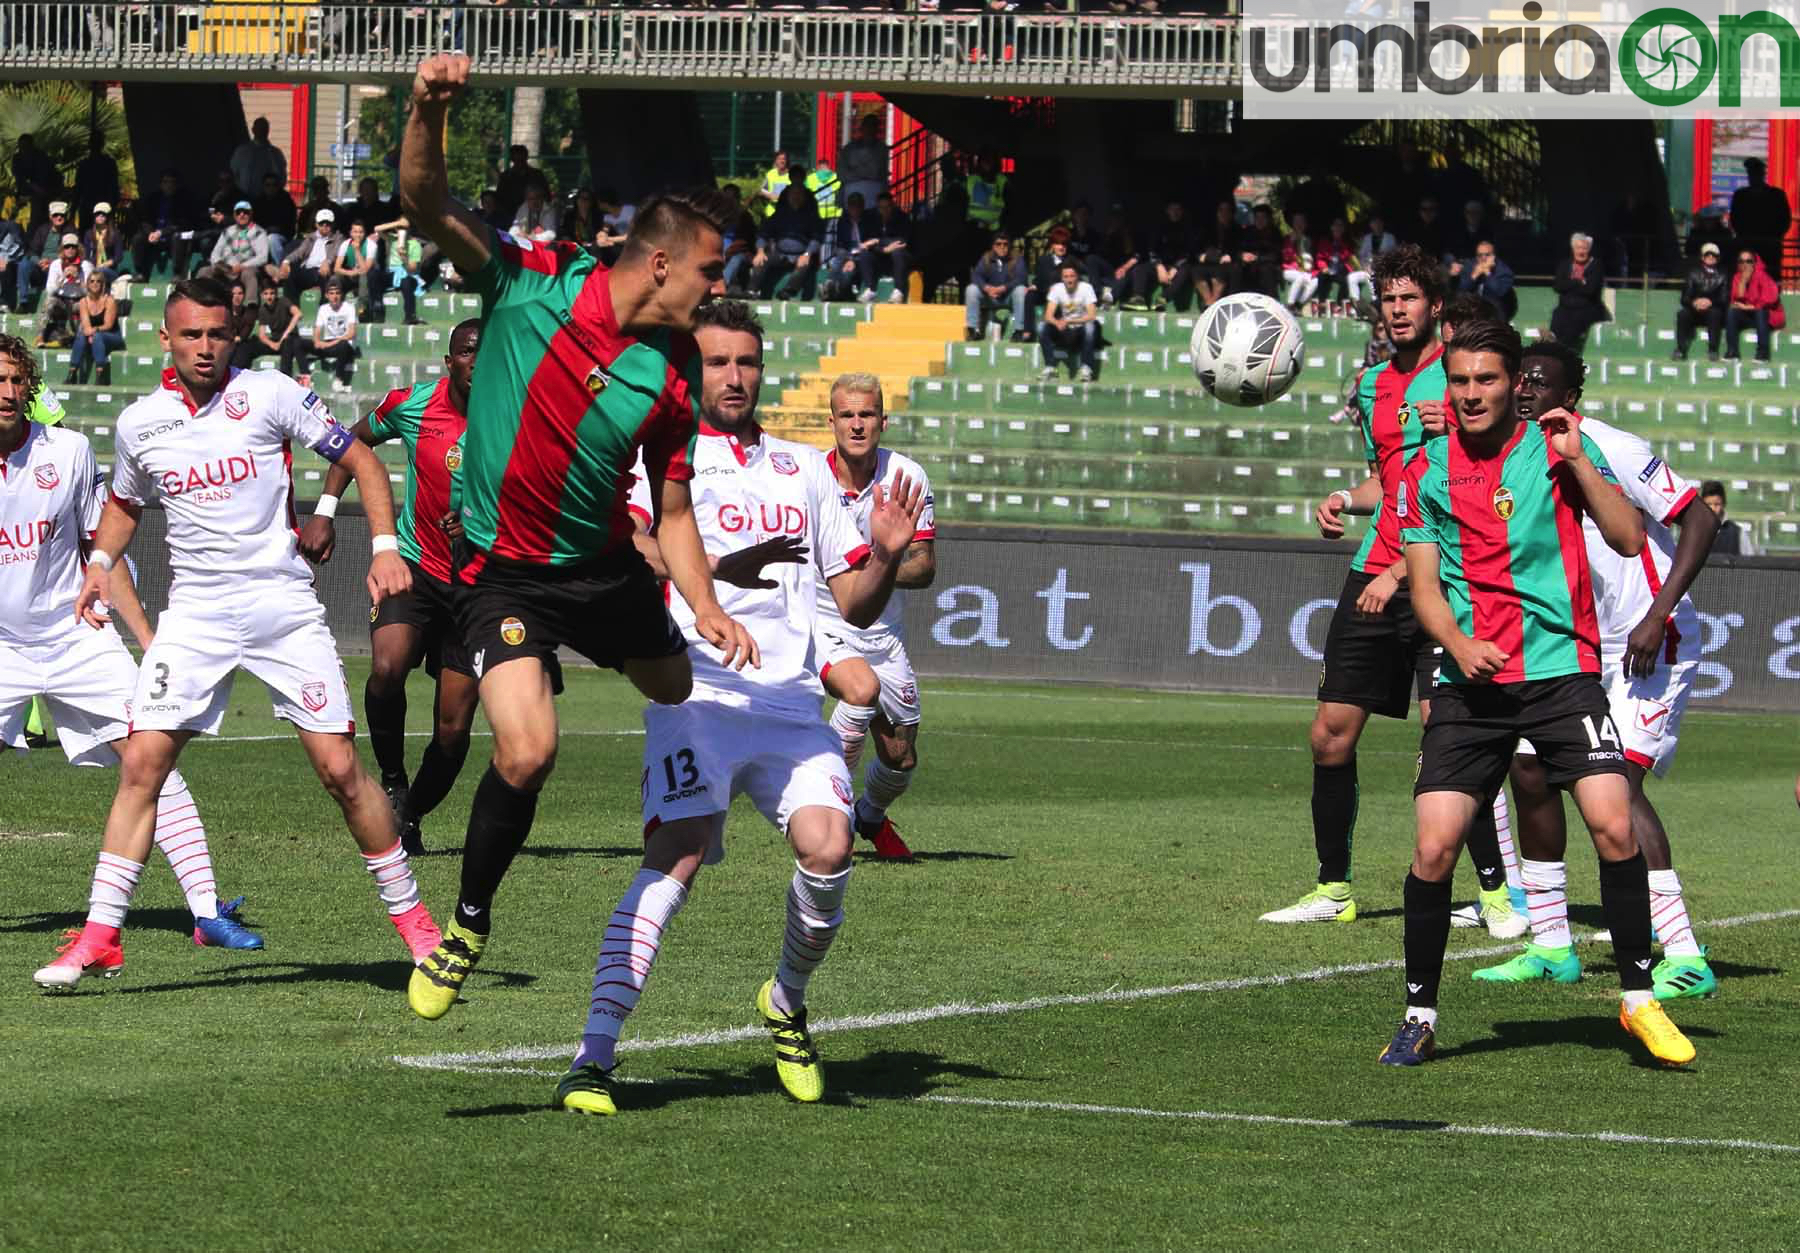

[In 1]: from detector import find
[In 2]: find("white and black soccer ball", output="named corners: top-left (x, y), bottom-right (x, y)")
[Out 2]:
top-left (1190, 293), bottom-right (1304, 407)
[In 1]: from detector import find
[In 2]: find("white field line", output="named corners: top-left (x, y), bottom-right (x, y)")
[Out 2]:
top-left (0, 830), bottom-right (77, 841)
top-left (916, 1095), bottom-right (1800, 1155)
top-left (390, 906), bottom-right (1800, 1076)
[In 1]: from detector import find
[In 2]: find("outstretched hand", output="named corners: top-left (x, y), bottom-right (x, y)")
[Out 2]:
top-left (714, 534), bottom-right (808, 590)
top-left (868, 473), bottom-right (927, 561)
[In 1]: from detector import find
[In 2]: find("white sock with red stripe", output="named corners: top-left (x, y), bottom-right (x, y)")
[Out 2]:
top-left (87, 851), bottom-right (144, 932)
top-left (855, 760), bottom-right (912, 829)
top-left (770, 864), bottom-right (850, 1014)
top-left (152, 768), bottom-right (217, 919)
top-left (1492, 791), bottom-right (1522, 896)
top-left (1522, 858), bottom-right (1571, 948)
top-left (361, 840), bottom-right (423, 915)
top-left (829, 702), bottom-right (875, 776)
top-left (1649, 868), bottom-right (1701, 956)
top-left (574, 869), bottom-right (688, 1071)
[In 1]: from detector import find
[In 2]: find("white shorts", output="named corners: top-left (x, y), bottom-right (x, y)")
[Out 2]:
top-left (133, 581), bottom-right (355, 736)
top-left (1516, 657), bottom-right (1694, 778)
top-left (0, 623), bottom-right (137, 766)
top-left (641, 699), bottom-right (852, 857)
top-left (816, 628), bottom-right (922, 727)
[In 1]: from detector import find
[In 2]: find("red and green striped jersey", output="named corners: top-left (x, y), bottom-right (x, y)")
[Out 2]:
top-left (366, 377), bottom-right (465, 584)
top-left (1398, 420), bottom-right (1618, 685)
top-left (458, 229), bottom-right (701, 578)
top-left (1351, 344), bottom-right (1448, 575)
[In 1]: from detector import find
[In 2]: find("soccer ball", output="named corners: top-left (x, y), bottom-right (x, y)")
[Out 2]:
top-left (1190, 293), bottom-right (1304, 407)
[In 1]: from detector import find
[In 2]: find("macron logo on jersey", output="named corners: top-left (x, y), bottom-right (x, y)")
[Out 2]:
top-left (310, 422), bottom-right (354, 463)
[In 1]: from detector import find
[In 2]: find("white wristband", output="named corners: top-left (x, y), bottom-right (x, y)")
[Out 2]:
top-left (1331, 490), bottom-right (1355, 513)
top-left (372, 534), bottom-right (399, 555)
top-left (314, 493), bottom-right (340, 520)
top-left (88, 550), bottom-right (114, 573)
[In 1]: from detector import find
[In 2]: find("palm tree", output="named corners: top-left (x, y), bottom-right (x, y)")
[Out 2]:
top-left (0, 83), bottom-right (135, 222)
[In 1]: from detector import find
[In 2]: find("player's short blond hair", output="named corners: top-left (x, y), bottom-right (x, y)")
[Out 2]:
top-left (830, 372), bottom-right (883, 414)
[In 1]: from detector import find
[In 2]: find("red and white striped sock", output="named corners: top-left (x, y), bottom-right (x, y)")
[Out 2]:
top-left (152, 768), bottom-right (218, 919)
top-left (88, 851), bottom-right (145, 931)
top-left (1649, 868), bottom-right (1701, 956)
top-left (361, 840), bottom-right (423, 916)
top-left (771, 864), bottom-right (851, 1014)
top-left (829, 702), bottom-right (875, 777)
top-left (575, 868), bottom-right (688, 1071)
top-left (1492, 791), bottom-right (1523, 896)
top-left (856, 760), bottom-right (913, 827)
top-left (1522, 858), bottom-right (1571, 948)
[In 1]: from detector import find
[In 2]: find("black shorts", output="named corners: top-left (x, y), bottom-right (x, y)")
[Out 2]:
top-left (1317, 568), bottom-right (1439, 719)
top-left (455, 547), bottom-right (685, 691)
top-left (1415, 673), bottom-right (1625, 797)
top-left (370, 561), bottom-right (474, 678)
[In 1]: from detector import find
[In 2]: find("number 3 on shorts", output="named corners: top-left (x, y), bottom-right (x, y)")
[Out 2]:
top-left (148, 662), bottom-right (171, 701)
top-left (1579, 713), bottom-right (1621, 751)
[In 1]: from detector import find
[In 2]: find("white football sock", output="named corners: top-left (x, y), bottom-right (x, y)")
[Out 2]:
top-left (88, 852), bottom-right (145, 929)
top-left (1522, 858), bottom-right (1572, 949)
top-left (772, 863), bottom-right (850, 1013)
top-left (153, 768), bottom-right (218, 919)
top-left (856, 760), bottom-right (912, 828)
top-left (829, 702), bottom-right (876, 776)
top-left (1492, 791), bottom-right (1523, 895)
top-left (361, 840), bottom-right (423, 916)
top-left (1649, 868), bottom-right (1701, 957)
top-left (1406, 1006), bottom-right (1439, 1029)
top-left (576, 869), bottom-right (688, 1071)
top-left (1622, 989), bottom-right (1654, 1012)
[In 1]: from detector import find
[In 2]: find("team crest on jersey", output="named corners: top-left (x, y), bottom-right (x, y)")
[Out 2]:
top-left (223, 391), bottom-right (249, 421)
top-left (898, 682), bottom-right (918, 706)
top-left (1492, 485), bottom-right (1515, 520)
top-left (1396, 401), bottom-right (1413, 427)
top-left (500, 616), bottom-right (526, 646)
top-left (301, 681), bottom-right (328, 713)
top-left (370, 604), bottom-right (379, 623)
top-left (770, 451), bottom-right (799, 476)
top-left (34, 463), bottom-right (58, 490)
top-left (445, 443), bottom-right (463, 472)
top-left (585, 365), bottom-right (610, 395)
top-left (832, 775), bottom-right (853, 806)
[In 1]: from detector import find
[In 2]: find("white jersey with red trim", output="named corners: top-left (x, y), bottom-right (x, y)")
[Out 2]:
top-left (0, 422), bottom-right (106, 644)
top-left (628, 428), bottom-right (869, 717)
top-left (813, 447), bottom-right (934, 647)
top-left (112, 368), bottom-right (352, 599)
top-left (1577, 416), bottom-right (1701, 662)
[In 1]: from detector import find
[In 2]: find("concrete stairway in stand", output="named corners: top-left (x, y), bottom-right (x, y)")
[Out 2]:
top-left (764, 303), bottom-right (965, 448)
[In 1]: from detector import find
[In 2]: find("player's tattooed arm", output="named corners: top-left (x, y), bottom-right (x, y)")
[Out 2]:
top-left (75, 494), bottom-right (141, 630)
top-left (299, 417), bottom-right (382, 564)
top-left (401, 54), bottom-right (491, 279)
top-left (1405, 540), bottom-right (1508, 682)
top-left (895, 539), bottom-right (936, 589)
top-left (1625, 493), bottom-right (1719, 679)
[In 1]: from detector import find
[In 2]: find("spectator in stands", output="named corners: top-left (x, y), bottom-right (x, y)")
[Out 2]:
top-left (560, 187), bottom-right (601, 247)
top-left (73, 133), bottom-right (119, 230)
top-left (1102, 207), bottom-right (1137, 305)
top-left (1030, 225), bottom-right (1075, 321)
top-left (1065, 201), bottom-right (1109, 300)
top-left (128, 170), bottom-right (199, 280)
top-left (1037, 260), bottom-right (1100, 383)
top-left (719, 185), bottom-right (759, 297)
top-left (0, 211), bottom-right (24, 311)
top-left (1674, 241), bottom-right (1727, 361)
top-left (271, 208), bottom-right (342, 303)
top-left (1550, 231), bottom-right (1609, 347)
top-left (296, 176), bottom-right (341, 235)
top-left (381, 226), bottom-right (427, 325)
top-left (965, 150), bottom-right (1008, 235)
top-left (755, 150), bottom-right (793, 222)
top-left (254, 171), bottom-right (298, 263)
top-left (595, 188), bottom-right (635, 264)
top-left (224, 278), bottom-right (258, 370)
top-left (81, 202), bottom-right (124, 284)
top-left (1193, 199), bottom-right (1240, 309)
top-left (230, 117), bottom-right (288, 206)
top-left (1126, 199), bottom-right (1194, 312)
top-left (1725, 248), bottom-right (1780, 362)
top-left (510, 178), bottom-right (560, 244)
top-left (1357, 212), bottom-right (1397, 269)
top-left (1730, 157), bottom-right (1791, 283)
top-left (335, 220), bottom-right (384, 322)
top-left (1702, 481), bottom-right (1758, 555)
top-left (206, 168), bottom-right (245, 220)
top-left (494, 144), bottom-right (538, 222)
top-left (1407, 195), bottom-right (1448, 262)
top-left (36, 238), bottom-right (92, 346)
top-left (65, 271), bottom-right (123, 384)
top-left (1446, 199), bottom-right (1489, 264)
top-left (1450, 240), bottom-right (1516, 321)
top-left (754, 180), bottom-right (823, 300)
top-left (839, 113), bottom-right (889, 213)
top-left (1313, 217), bottom-right (1365, 316)
top-left (1282, 168), bottom-right (1347, 240)
top-left (207, 200), bottom-right (270, 302)
top-left (1237, 203), bottom-right (1281, 297)
top-left (300, 278), bottom-right (360, 392)
top-left (964, 230), bottom-right (1028, 341)
top-left (11, 133), bottom-right (61, 228)
top-left (823, 192), bottom-right (877, 302)
top-left (867, 192), bottom-right (913, 304)
top-left (345, 175), bottom-right (398, 235)
top-left (806, 157), bottom-right (843, 226)
top-left (1685, 203), bottom-right (1734, 260)
top-left (24, 201), bottom-right (75, 311)
top-left (1280, 211), bottom-right (1320, 310)
top-left (237, 281), bottom-right (302, 372)
top-left (477, 190), bottom-right (509, 233)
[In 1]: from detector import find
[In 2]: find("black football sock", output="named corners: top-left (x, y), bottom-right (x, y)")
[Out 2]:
top-left (1598, 851), bottom-right (1654, 992)
top-left (453, 764), bottom-right (539, 935)
top-left (1403, 872), bottom-right (1454, 1010)
top-left (1312, 758), bottom-right (1358, 883)
top-left (1464, 793), bottom-right (1507, 892)
top-left (406, 737), bottom-right (469, 823)
top-left (364, 679), bottom-right (408, 790)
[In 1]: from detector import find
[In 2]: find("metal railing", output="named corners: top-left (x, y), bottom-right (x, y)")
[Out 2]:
top-left (0, 2), bottom-right (1240, 95)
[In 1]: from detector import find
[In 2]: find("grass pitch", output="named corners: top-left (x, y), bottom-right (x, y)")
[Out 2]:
top-left (3, 664), bottom-right (1798, 1249)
